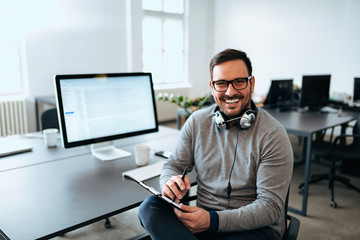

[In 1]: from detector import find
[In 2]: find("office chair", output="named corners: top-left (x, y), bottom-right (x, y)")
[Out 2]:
top-left (298, 120), bottom-right (360, 208)
top-left (41, 108), bottom-right (59, 130)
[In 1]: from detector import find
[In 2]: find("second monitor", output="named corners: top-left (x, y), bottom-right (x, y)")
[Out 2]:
top-left (300, 74), bottom-right (331, 111)
top-left (354, 77), bottom-right (360, 103)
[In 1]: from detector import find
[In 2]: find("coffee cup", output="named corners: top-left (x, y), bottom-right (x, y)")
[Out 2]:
top-left (43, 128), bottom-right (58, 147)
top-left (134, 145), bottom-right (151, 166)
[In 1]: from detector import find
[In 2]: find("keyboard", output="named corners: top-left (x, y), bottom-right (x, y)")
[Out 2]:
top-left (320, 106), bottom-right (340, 113)
top-left (122, 160), bottom-right (166, 182)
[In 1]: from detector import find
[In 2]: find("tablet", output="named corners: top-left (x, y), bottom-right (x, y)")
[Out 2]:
top-left (124, 174), bottom-right (183, 211)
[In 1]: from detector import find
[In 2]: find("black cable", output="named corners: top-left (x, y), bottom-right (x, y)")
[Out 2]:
top-left (227, 126), bottom-right (240, 208)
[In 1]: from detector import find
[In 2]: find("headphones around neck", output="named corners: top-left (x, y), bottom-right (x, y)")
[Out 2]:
top-left (213, 102), bottom-right (257, 130)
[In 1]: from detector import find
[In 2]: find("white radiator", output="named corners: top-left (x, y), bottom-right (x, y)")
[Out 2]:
top-left (0, 100), bottom-right (28, 137)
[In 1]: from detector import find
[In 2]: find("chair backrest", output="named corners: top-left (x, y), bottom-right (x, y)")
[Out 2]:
top-left (340, 120), bottom-right (360, 178)
top-left (41, 108), bottom-right (59, 130)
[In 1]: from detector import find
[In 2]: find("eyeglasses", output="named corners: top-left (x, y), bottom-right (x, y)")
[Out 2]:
top-left (212, 76), bottom-right (252, 92)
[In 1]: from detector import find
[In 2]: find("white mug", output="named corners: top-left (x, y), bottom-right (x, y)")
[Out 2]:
top-left (134, 145), bottom-right (151, 166)
top-left (43, 128), bottom-right (58, 147)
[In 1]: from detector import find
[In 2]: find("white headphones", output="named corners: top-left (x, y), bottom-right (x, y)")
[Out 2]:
top-left (213, 103), bottom-right (257, 130)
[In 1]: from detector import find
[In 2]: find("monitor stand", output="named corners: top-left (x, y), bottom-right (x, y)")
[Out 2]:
top-left (91, 141), bottom-right (131, 161)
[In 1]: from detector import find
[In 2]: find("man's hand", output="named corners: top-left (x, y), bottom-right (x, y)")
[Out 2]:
top-left (162, 175), bottom-right (191, 201)
top-left (174, 204), bottom-right (210, 233)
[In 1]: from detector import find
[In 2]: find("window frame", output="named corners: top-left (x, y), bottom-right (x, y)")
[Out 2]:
top-left (142, 0), bottom-right (188, 86)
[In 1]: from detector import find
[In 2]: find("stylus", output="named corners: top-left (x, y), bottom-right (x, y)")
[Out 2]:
top-left (172, 165), bottom-right (189, 201)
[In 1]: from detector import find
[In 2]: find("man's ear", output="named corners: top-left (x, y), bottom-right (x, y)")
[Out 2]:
top-left (209, 80), bottom-right (215, 96)
top-left (250, 76), bottom-right (255, 93)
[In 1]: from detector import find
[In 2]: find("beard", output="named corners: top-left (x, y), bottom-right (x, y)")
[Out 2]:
top-left (217, 92), bottom-right (252, 119)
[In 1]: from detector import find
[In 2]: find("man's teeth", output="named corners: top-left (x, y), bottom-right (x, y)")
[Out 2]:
top-left (225, 99), bottom-right (240, 103)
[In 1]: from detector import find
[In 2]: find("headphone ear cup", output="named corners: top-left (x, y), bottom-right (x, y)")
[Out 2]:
top-left (239, 110), bottom-right (256, 129)
top-left (213, 110), bottom-right (227, 129)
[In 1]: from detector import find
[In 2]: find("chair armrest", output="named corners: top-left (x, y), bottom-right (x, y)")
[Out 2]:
top-left (333, 134), bottom-right (360, 144)
top-left (286, 214), bottom-right (300, 240)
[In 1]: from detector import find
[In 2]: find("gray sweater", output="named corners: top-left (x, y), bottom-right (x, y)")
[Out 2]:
top-left (160, 104), bottom-right (293, 240)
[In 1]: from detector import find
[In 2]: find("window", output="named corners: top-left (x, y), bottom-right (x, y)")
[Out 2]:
top-left (0, 2), bottom-right (27, 98)
top-left (0, 45), bottom-right (24, 97)
top-left (142, 0), bottom-right (186, 85)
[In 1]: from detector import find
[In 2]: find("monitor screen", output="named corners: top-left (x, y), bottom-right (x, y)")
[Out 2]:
top-left (354, 77), bottom-right (360, 102)
top-left (264, 79), bottom-right (293, 106)
top-left (54, 72), bottom-right (158, 161)
top-left (300, 75), bottom-right (331, 110)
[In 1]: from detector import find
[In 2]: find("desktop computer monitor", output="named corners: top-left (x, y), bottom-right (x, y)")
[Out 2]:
top-left (354, 77), bottom-right (360, 102)
top-left (264, 79), bottom-right (293, 107)
top-left (300, 75), bottom-right (331, 110)
top-left (54, 72), bottom-right (159, 161)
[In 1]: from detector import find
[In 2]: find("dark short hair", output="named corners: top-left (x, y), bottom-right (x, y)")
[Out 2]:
top-left (209, 48), bottom-right (253, 80)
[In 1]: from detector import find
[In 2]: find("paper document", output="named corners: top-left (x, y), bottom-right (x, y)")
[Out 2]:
top-left (0, 138), bottom-right (32, 158)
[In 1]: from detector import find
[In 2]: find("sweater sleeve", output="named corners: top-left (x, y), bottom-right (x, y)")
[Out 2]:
top-left (159, 114), bottom-right (195, 190)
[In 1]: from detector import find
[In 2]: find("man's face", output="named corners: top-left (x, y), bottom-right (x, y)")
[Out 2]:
top-left (210, 59), bottom-right (255, 118)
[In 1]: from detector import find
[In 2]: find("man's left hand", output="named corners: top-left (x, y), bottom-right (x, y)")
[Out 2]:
top-left (174, 204), bottom-right (210, 233)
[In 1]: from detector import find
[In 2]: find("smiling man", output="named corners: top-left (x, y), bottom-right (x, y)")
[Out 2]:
top-left (210, 55), bottom-right (254, 119)
top-left (138, 49), bottom-right (294, 240)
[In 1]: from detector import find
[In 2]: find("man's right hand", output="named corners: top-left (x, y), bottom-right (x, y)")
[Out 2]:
top-left (162, 175), bottom-right (191, 201)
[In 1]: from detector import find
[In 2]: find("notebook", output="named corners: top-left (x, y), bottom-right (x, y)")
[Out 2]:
top-left (0, 138), bottom-right (33, 158)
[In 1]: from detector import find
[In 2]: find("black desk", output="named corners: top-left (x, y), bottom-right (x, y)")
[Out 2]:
top-left (0, 127), bottom-right (180, 240)
top-left (266, 109), bottom-right (358, 216)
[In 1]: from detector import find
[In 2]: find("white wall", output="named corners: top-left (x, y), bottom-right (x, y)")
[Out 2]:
top-left (22, 0), bottom-right (147, 131)
top-left (187, 0), bottom-right (215, 99)
top-left (23, 0), bottom-right (214, 130)
top-left (212, 0), bottom-right (360, 98)
top-left (25, 1), bottom-right (134, 100)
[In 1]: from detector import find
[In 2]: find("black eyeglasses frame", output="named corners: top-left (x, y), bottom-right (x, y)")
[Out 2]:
top-left (212, 76), bottom-right (252, 92)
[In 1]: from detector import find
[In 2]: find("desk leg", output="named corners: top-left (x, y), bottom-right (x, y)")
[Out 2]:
top-left (289, 135), bottom-right (311, 216)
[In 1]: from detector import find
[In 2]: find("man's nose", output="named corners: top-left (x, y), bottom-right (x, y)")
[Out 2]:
top-left (225, 82), bottom-right (237, 96)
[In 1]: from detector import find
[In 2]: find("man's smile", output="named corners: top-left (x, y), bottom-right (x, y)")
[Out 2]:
top-left (224, 98), bottom-right (240, 104)
top-left (221, 95), bottom-right (243, 107)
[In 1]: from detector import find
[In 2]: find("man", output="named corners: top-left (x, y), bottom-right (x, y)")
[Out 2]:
top-left (138, 49), bottom-right (293, 240)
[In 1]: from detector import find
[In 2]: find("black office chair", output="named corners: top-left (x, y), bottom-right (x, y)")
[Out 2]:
top-left (41, 108), bottom-right (59, 130)
top-left (298, 120), bottom-right (360, 208)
